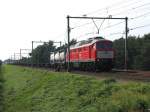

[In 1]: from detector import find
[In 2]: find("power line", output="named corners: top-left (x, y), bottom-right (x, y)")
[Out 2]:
top-left (72, 19), bottom-right (124, 30)
top-left (112, 2), bottom-right (150, 16)
top-left (72, 2), bottom-right (150, 31)
top-left (101, 21), bottom-right (124, 30)
top-left (130, 2), bottom-right (150, 10)
top-left (130, 23), bottom-right (150, 30)
top-left (104, 24), bottom-right (150, 37)
top-left (71, 21), bottom-right (93, 29)
top-left (130, 11), bottom-right (150, 20)
top-left (74, 31), bottom-right (124, 41)
top-left (101, 6), bottom-right (150, 30)
top-left (104, 32), bottom-right (124, 37)
top-left (75, 31), bottom-right (95, 38)
top-left (100, 10), bottom-right (150, 30)
top-left (72, 10), bottom-right (150, 31)
top-left (83, 0), bottom-right (143, 16)
top-left (70, 1), bottom-right (149, 30)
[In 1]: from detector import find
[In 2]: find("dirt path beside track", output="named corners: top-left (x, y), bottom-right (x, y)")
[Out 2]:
top-left (70, 70), bottom-right (150, 82)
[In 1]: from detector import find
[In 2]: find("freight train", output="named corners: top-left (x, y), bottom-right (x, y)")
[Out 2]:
top-left (50, 36), bottom-right (114, 71)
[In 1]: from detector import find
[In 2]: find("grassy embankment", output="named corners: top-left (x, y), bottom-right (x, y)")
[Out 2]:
top-left (3, 65), bottom-right (150, 112)
top-left (0, 64), bottom-right (4, 112)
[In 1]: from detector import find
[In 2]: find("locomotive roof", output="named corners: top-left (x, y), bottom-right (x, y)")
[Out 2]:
top-left (70, 36), bottom-right (111, 49)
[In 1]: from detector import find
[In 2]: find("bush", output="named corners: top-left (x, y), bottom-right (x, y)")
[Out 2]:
top-left (0, 60), bottom-right (2, 66)
top-left (0, 63), bottom-right (4, 112)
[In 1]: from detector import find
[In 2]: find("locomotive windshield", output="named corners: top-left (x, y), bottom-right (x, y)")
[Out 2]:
top-left (96, 41), bottom-right (112, 49)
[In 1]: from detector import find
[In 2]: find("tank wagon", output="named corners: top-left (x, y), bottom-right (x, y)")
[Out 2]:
top-left (50, 36), bottom-right (114, 71)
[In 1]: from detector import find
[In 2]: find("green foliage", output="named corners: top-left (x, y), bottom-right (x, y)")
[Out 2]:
top-left (3, 65), bottom-right (150, 112)
top-left (113, 33), bottom-right (150, 70)
top-left (20, 57), bottom-right (31, 64)
top-left (113, 38), bottom-right (125, 69)
top-left (0, 65), bottom-right (4, 112)
top-left (55, 38), bottom-right (77, 52)
top-left (139, 43), bottom-right (150, 70)
top-left (0, 60), bottom-right (2, 66)
top-left (29, 38), bottom-right (77, 65)
top-left (32, 41), bottom-right (55, 64)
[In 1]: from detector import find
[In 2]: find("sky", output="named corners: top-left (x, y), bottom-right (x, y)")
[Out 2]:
top-left (0, 0), bottom-right (150, 60)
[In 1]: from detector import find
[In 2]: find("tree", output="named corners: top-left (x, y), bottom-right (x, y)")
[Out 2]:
top-left (113, 38), bottom-right (125, 69)
top-left (0, 60), bottom-right (2, 66)
top-left (31, 40), bottom-right (55, 65)
top-left (140, 43), bottom-right (150, 70)
top-left (20, 57), bottom-right (31, 65)
top-left (134, 33), bottom-right (150, 70)
top-left (126, 36), bottom-right (142, 69)
top-left (70, 38), bottom-right (77, 45)
top-left (55, 38), bottom-right (77, 52)
top-left (113, 33), bottom-right (150, 70)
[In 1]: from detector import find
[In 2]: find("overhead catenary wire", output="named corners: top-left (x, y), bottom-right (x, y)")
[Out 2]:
top-left (71, 21), bottom-right (95, 29)
top-left (130, 11), bottom-right (150, 20)
top-left (71, 19), bottom-right (124, 30)
top-left (130, 23), bottom-right (150, 30)
top-left (71, 10), bottom-right (150, 32)
top-left (71, 20), bottom-right (150, 45)
top-left (111, 2), bottom-right (150, 16)
top-left (102, 10), bottom-right (150, 30)
top-left (82, 0), bottom-right (143, 16)
top-left (71, 0), bottom-right (150, 31)
top-left (101, 21), bottom-right (124, 30)
top-left (72, 11), bottom-right (150, 31)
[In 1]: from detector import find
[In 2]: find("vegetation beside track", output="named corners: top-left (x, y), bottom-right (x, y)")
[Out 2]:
top-left (3, 65), bottom-right (150, 112)
top-left (0, 63), bottom-right (4, 112)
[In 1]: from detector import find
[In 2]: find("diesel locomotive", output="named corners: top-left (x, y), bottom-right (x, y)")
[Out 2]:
top-left (50, 36), bottom-right (114, 71)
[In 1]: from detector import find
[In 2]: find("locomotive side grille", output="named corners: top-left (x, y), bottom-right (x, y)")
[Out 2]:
top-left (97, 51), bottom-right (113, 59)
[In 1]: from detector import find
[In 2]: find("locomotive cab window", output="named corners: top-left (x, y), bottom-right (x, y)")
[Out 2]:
top-left (96, 41), bottom-right (112, 49)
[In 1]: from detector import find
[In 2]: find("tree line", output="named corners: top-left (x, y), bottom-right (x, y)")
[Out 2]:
top-left (0, 60), bottom-right (2, 66)
top-left (113, 33), bottom-right (150, 70)
top-left (13, 39), bottom-right (76, 66)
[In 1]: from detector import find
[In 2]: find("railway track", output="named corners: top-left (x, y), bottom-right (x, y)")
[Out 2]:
top-left (11, 64), bottom-right (150, 82)
top-left (35, 66), bottom-right (150, 82)
top-left (70, 70), bottom-right (150, 82)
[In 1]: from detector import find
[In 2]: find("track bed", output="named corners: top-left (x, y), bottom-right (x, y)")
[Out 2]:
top-left (70, 70), bottom-right (150, 82)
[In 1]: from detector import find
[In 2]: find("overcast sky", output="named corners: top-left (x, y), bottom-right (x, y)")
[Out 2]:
top-left (0, 0), bottom-right (150, 60)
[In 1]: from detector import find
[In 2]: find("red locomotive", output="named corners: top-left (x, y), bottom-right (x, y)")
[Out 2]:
top-left (50, 36), bottom-right (114, 71)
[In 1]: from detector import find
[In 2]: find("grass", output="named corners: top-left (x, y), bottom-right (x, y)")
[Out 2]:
top-left (0, 65), bottom-right (5, 112)
top-left (2, 65), bottom-right (150, 112)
